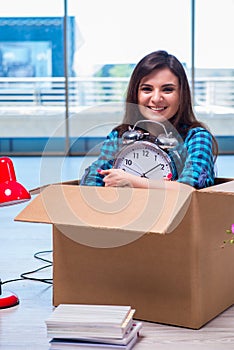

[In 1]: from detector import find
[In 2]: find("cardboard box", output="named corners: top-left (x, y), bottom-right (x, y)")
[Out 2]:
top-left (15, 179), bottom-right (234, 329)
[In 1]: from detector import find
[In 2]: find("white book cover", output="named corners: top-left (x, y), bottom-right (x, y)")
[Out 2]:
top-left (46, 304), bottom-right (135, 339)
top-left (49, 322), bottom-right (141, 350)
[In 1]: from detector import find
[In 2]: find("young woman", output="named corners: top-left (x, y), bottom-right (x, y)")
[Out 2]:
top-left (80, 50), bottom-right (218, 189)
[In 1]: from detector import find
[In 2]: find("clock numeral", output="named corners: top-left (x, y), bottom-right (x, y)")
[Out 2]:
top-left (133, 152), bottom-right (139, 159)
top-left (125, 159), bottom-right (132, 166)
top-left (142, 150), bottom-right (149, 157)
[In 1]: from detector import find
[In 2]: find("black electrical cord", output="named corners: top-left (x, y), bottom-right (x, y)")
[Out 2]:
top-left (20, 262), bottom-right (53, 284)
top-left (0, 250), bottom-right (53, 290)
top-left (34, 250), bottom-right (53, 264)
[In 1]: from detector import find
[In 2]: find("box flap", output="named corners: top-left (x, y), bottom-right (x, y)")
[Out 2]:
top-left (15, 190), bottom-right (52, 224)
top-left (15, 183), bottom-right (194, 234)
top-left (200, 179), bottom-right (234, 194)
top-left (29, 179), bottom-right (79, 195)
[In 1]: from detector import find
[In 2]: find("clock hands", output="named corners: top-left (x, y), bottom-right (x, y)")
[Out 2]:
top-left (143, 163), bottom-right (164, 176)
top-left (122, 163), bottom-right (165, 178)
top-left (123, 164), bottom-right (145, 177)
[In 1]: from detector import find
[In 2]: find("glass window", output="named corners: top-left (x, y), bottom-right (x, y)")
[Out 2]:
top-left (0, 1), bottom-right (66, 155)
top-left (195, 0), bottom-right (234, 153)
top-left (67, 0), bottom-right (191, 155)
top-left (0, 0), bottom-right (233, 155)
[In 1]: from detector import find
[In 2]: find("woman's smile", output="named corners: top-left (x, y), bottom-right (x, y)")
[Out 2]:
top-left (138, 67), bottom-right (180, 121)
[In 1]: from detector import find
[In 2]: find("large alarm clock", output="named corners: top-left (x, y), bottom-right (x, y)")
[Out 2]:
top-left (113, 121), bottom-right (179, 180)
top-left (113, 140), bottom-right (173, 179)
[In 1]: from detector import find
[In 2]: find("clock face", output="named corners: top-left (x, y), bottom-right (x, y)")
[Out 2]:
top-left (113, 141), bottom-right (172, 179)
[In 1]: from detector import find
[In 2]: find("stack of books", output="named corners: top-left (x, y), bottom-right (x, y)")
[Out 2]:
top-left (45, 304), bottom-right (142, 349)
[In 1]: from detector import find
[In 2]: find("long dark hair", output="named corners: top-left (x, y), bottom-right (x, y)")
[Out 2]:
top-left (115, 50), bottom-right (218, 156)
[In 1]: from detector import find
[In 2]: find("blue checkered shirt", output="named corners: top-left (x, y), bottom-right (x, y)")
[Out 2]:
top-left (80, 127), bottom-right (215, 189)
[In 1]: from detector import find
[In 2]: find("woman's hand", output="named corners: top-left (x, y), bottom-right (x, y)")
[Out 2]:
top-left (97, 169), bottom-right (173, 188)
top-left (98, 169), bottom-right (133, 187)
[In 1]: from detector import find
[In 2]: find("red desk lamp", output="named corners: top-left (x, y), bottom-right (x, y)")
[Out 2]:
top-left (0, 157), bottom-right (31, 309)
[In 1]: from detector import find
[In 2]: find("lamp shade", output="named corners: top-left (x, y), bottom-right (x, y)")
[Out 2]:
top-left (0, 158), bottom-right (31, 309)
top-left (0, 157), bottom-right (31, 207)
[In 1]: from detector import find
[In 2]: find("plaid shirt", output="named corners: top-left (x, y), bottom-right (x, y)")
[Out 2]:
top-left (80, 127), bottom-right (215, 189)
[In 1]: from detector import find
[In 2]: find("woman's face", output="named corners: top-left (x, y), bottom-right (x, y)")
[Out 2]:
top-left (137, 68), bottom-right (180, 122)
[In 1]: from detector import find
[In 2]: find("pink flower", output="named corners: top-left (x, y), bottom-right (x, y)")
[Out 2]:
top-left (222, 224), bottom-right (234, 247)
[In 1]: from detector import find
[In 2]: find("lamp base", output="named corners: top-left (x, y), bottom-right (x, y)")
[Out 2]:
top-left (0, 291), bottom-right (19, 309)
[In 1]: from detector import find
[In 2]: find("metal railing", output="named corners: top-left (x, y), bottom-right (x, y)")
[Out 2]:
top-left (0, 77), bottom-right (128, 107)
top-left (194, 77), bottom-right (234, 109)
top-left (0, 76), bottom-right (233, 155)
top-left (0, 76), bottom-right (234, 109)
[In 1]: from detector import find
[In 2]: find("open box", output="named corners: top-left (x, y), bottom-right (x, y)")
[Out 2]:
top-left (15, 178), bottom-right (234, 329)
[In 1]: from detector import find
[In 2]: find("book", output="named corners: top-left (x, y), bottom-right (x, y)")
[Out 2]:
top-left (50, 321), bottom-right (142, 349)
top-left (49, 322), bottom-right (141, 349)
top-left (46, 304), bottom-right (136, 340)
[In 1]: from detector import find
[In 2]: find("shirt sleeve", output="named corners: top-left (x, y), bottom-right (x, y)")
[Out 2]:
top-left (177, 127), bottom-right (215, 189)
top-left (80, 130), bottom-right (121, 186)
